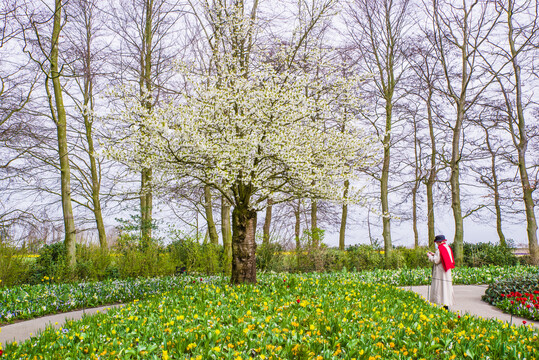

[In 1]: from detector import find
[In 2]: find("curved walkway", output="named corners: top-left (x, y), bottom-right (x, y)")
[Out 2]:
top-left (1, 304), bottom-right (124, 346)
top-left (405, 284), bottom-right (538, 330)
top-left (1, 285), bottom-right (537, 346)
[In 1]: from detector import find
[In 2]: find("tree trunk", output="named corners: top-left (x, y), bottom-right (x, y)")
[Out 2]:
top-left (295, 201), bottom-right (301, 250)
top-left (221, 195), bottom-right (232, 275)
top-left (204, 185), bottom-right (219, 245)
top-left (381, 100), bottom-right (392, 258)
top-left (412, 108), bottom-right (421, 249)
top-left (450, 104), bottom-right (465, 265)
top-left (140, 168), bottom-right (152, 247)
top-left (412, 185), bottom-right (419, 249)
top-left (295, 201), bottom-right (301, 270)
top-left (81, 7), bottom-right (106, 250)
top-left (485, 130), bottom-right (506, 247)
top-left (87, 127), bottom-right (107, 250)
top-left (426, 89), bottom-right (436, 248)
top-left (339, 180), bottom-right (349, 251)
top-left (231, 205), bottom-right (257, 284)
top-left (140, 0), bottom-right (153, 246)
top-left (311, 199), bottom-right (319, 247)
top-left (262, 198), bottom-right (272, 245)
top-left (50, 0), bottom-right (76, 268)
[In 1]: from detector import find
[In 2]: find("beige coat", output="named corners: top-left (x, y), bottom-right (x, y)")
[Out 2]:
top-left (427, 248), bottom-right (455, 307)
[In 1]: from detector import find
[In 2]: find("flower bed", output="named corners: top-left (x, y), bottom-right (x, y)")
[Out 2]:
top-left (482, 274), bottom-right (539, 321)
top-left (1, 265), bottom-right (537, 324)
top-left (2, 273), bottom-right (537, 359)
top-left (0, 276), bottom-right (200, 324)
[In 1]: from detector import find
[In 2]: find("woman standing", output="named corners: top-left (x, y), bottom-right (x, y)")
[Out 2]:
top-left (427, 234), bottom-right (455, 309)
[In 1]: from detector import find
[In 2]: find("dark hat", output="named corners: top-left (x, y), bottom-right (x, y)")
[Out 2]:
top-left (434, 235), bottom-right (446, 242)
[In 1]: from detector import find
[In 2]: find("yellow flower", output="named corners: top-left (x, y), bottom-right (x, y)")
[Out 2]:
top-left (162, 350), bottom-right (169, 360)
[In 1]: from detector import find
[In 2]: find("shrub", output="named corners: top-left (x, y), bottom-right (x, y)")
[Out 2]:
top-left (27, 241), bottom-right (72, 284)
top-left (463, 242), bottom-right (518, 267)
top-left (345, 244), bottom-right (383, 271)
top-left (167, 236), bottom-right (223, 275)
top-left (398, 247), bottom-right (431, 269)
top-left (322, 248), bottom-right (347, 272)
top-left (256, 242), bottom-right (284, 272)
top-left (75, 243), bottom-right (116, 281)
top-left (294, 229), bottom-right (328, 272)
top-left (0, 241), bottom-right (32, 286)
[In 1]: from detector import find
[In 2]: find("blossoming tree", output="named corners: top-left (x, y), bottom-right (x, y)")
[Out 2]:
top-left (110, 0), bottom-right (377, 283)
top-left (111, 61), bottom-right (376, 283)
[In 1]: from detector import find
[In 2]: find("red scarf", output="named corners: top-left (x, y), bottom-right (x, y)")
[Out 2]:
top-left (438, 241), bottom-right (455, 272)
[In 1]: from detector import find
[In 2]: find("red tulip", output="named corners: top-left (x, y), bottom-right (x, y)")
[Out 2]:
top-left (297, 299), bottom-right (300, 304)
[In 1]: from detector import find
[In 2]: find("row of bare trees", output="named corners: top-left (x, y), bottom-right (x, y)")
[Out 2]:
top-left (1, 0), bottom-right (538, 277)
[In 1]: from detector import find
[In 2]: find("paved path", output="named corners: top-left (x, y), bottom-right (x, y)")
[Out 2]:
top-left (1, 285), bottom-right (537, 346)
top-left (405, 285), bottom-right (538, 330)
top-left (1, 304), bottom-right (124, 346)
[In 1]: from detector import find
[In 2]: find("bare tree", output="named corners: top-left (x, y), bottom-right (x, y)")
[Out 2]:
top-left (404, 33), bottom-right (445, 248)
top-left (345, 0), bottom-right (412, 258)
top-left (428, 0), bottom-right (501, 264)
top-left (107, 0), bottom-right (184, 246)
top-left (60, 0), bottom-right (111, 249)
top-left (17, 0), bottom-right (78, 267)
top-left (487, 0), bottom-right (539, 263)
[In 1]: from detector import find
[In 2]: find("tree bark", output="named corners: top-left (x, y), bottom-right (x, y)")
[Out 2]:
top-left (221, 195), bottom-right (232, 275)
top-left (339, 180), bottom-right (349, 251)
top-left (50, 0), bottom-right (76, 268)
top-left (295, 200), bottom-right (301, 269)
top-left (484, 129), bottom-right (506, 247)
top-left (295, 201), bottom-right (301, 250)
top-left (140, 0), bottom-right (153, 246)
top-left (262, 198), bottom-right (272, 245)
top-left (450, 104), bottom-right (464, 265)
top-left (80, 2), bottom-right (106, 250)
top-left (231, 205), bottom-right (257, 284)
top-left (381, 99), bottom-right (393, 257)
top-left (311, 199), bottom-right (319, 247)
top-left (140, 168), bottom-right (152, 247)
top-left (426, 88), bottom-right (436, 248)
top-left (204, 185), bottom-right (219, 245)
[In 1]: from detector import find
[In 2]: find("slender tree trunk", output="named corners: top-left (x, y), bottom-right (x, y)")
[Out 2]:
top-left (81, 7), bottom-right (106, 250)
top-left (507, 3), bottom-right (539, 264)
top-left (484, 130), bottom-right (506, 247)
top-left (426, 89), bottom-right (436, 248)
top-left (339, 180), bottom-right (349, 251)
top-left (295, 200), bottom-right (301, 270)
top-left (221, 195), bottom-right (232, 275)
top-left (295, 201), bottom-right (301, 250)
top-left (231, 204), bottom-right (257, 284)
top-left (84, 112), bottom-right (106, 249)
top-left (140, 168), bottom-right (152, 247)
top-left (140, 0), bottom-right (153, 245)
top-left (262, 198), bottom-right (272, 245)
top-left (450, 104), bottom-right (465, 265)
top-left (412, 109), bottom-right (421, 249)
top-left (381, 100), bottom-right (392, 257)
top-left (491, 156), bottom-right (506, 247)
top-left (412, 185), bottom-right (419, 249)
top-left (311, 199), bottom-right (318, 247)
top-left (50, 0), bottom-right (76, 268)
top-left (204, 185), bottom-right (219, 245)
